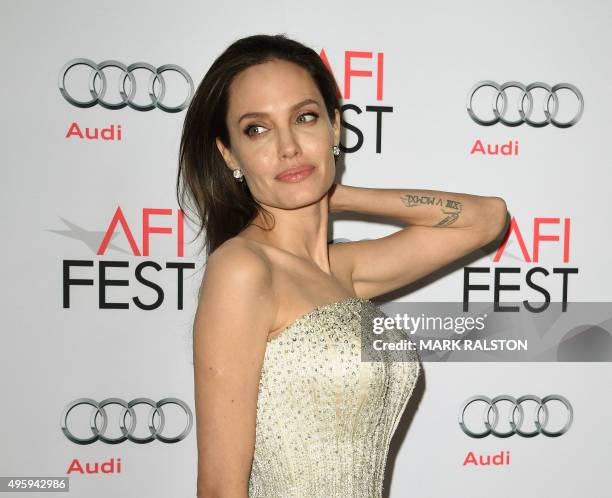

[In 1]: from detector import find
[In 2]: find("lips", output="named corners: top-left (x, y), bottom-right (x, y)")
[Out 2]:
top-left (275, 165), bottom-right (315, 182)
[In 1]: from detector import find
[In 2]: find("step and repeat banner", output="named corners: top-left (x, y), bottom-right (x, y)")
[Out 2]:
top-left (2, 1), bottom-right (611, 497)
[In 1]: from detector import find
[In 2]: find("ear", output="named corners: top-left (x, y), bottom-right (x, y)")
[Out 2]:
top-left (332, 108), bottom-right (340, 145)
top-left (215, 137), bottom-right (235, 172)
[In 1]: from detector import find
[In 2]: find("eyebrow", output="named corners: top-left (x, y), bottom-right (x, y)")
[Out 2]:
top-left (237, 98), bottom-right (320, 124)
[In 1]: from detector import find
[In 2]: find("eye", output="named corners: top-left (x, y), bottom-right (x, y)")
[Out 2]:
top-left (243, 124), bottom-right (267, 137)
top-left (297, 111), bottom-right (319, 124)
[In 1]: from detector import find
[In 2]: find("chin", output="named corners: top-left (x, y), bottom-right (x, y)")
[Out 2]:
top-left (284, 188), bottom-right (327, 209)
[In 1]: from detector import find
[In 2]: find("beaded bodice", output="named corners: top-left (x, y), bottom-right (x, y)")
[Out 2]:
top-left (248, 297), bottom-right (421, 498)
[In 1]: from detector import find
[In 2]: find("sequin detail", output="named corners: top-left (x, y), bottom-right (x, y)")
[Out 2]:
top-left (248, 297), bottom-right (421, 498)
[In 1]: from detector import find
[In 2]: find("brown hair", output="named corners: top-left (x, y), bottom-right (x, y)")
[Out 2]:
top-left (176, 33), bottom-right (341, 258)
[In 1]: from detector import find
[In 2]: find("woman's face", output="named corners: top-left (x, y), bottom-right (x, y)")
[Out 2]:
top-left (216, 59), bottom-right (340, 210)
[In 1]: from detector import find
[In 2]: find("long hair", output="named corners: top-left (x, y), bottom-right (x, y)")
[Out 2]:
top-left (176, 33), bottom-right (341, 258)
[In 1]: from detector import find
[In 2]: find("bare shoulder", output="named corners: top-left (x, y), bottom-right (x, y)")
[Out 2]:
top-left (196, 236), bottom-right (277, 334)
top-left (204, 236), bottom-right (273, 288)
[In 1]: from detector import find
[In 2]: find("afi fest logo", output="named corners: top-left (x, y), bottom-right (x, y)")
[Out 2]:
top-left (61, 206), bottom-right (195, 310)
top-left (463, 217), bottom-right (578, 312)
top-left (319, 49), bottom-right (390, 154)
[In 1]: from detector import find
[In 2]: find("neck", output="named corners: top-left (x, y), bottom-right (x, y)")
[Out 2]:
top-left (249, 195), bottom-right (332, 274)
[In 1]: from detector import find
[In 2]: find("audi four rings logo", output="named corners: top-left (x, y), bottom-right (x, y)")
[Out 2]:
top-left (58, 58), bottom-right (194, 113)
top-left (467, 80), bottom-right (584, 128)
top-left (60, 397), bottom-right (193, 444)
top-left (459, 394), bottom-right (573, 438)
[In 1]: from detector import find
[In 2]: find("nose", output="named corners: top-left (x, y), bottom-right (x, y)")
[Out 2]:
top-left (276, 126), bottom-right (301, 159)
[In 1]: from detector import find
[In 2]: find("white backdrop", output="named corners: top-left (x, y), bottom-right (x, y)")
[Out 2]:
top-left (2, 0), bottom-right (611, 497)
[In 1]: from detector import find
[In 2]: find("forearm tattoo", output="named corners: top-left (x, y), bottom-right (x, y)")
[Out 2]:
top-left (400, 194), bottom-right (463, 227)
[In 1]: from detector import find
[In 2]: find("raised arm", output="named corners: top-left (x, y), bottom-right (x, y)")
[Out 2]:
top-left (193, 241), bottom-right (276, 498)
top-left (328, 185), bottom-right (509, 298)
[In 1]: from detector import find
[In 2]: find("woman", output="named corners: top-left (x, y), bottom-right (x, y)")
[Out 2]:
top-left (177, 34), bottom-right (508, 498)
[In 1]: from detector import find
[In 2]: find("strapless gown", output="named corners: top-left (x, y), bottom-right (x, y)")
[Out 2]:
top-left (248, 297), bottom-right (421, 498)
